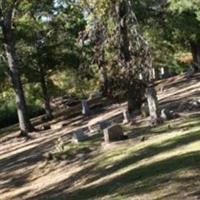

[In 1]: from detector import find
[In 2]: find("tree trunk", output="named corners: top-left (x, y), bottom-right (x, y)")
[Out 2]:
top-left (2, 26), bottom-right (33, 136)
top-left (127, 80), bottom-right (146, 114)
top-left (118, 0), bottom-right (131, 63)
top-left (39, 65), bottom-right (53, 120)
top-left (146, 85), bottom-right (161, 126)
top-left (191, 41), bottom-right (200, 72)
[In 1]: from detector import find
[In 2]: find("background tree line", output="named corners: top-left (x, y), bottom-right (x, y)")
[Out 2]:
top-left (0, 0), bottom-right (199, 136)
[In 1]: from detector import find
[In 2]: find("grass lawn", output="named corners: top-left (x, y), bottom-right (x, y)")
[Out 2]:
top-left (30, 115), bottom-right (200, 200)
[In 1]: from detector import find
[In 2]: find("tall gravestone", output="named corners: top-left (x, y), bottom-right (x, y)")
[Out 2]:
top-left (139, 73), bottom-right (143, 80)
top-left (160, 67), bottom-right (165, 79)
top-left (82, 100), bottom-right (90, 116)
top-left (123, 109), bottom-right (130, 124)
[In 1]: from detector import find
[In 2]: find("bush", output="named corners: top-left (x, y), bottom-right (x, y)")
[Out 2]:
top-left (0, 85), bottom-right (45, 129)
top-left (0, 102), bottom-right (45, 129)
top-left (0, 101), bottom-right (18, 128)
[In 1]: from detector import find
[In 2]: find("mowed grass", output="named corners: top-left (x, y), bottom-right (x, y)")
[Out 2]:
top-left (33, 115), bottom-right (200, 200)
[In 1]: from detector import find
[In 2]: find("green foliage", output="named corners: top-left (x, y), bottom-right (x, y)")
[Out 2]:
top-left (0, 95), bottom-right (18, 128)
top-left (0, 86), bottom-right (44, 128)
top-left (50, 67), bottom-right (99, 98)
top-left (0, 0), bottom-right (199, 128)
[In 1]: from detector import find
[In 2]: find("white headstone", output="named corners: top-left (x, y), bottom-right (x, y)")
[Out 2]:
top-left (161, 67), bottom-right (165, 75)
top-left (123, 109), bottom-right (130, 124)
top-left (139, 73), bottom-right (143, 80)
top-left (82, 100), bottom-right (90, 116)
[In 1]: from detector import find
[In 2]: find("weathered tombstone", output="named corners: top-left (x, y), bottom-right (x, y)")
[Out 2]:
top-left (103, 124), bottom-right (126, 143)
top-left (185, 67), bottom-right (194, 79)
top-left (40, 124), bottom-right (51, 131)
top-left (161, 109), bottom-right (169, 120)
top-left (146, 86), bottom-right (160, 125)
top-left (139, 73), bottom-right (143, 80)
top-left (88, 119), bottom-right (111, 133)
top-left (161, 108), bottom-right (179, 120)
top-left (82, 100), bottom-right (90, 116)
top-left (122, 109), bottom-right (130, 124)
top-left (152, 67), bottom-right (156, 80)
top-left (99, 120), bottom-right (112, 130)
top-left (160, 67), bottom-right (165, 79)
top-left (72, 129), bottom-right (89, 144)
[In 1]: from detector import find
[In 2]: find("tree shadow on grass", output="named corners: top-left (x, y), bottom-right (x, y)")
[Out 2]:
top-left (0, 170), bottom-right (31, 190)
top-left (0, 139), bottom-right (55, 191)
top-left (28, 130), bottom-right (200, 200)
top-left (82, 129), bottom-right (200, 185)
top-left (127, 117), bottom-right (200, 140)
top-left (29, 150), bottom-right (200, 200)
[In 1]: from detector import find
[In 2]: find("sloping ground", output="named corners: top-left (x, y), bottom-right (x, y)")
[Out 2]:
top-left (156, 73), bottom-right (200, 112)
top-left (1, 74), bottom-right (200, 200)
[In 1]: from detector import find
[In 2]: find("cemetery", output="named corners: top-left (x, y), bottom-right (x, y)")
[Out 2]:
top-left (1, 1), bottom-right (200, 200)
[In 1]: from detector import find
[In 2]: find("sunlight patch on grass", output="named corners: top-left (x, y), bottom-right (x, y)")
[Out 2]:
top-left (73, 122), bottom-right (200, 192)
top-left (94, 123), bottom-right (200, 169)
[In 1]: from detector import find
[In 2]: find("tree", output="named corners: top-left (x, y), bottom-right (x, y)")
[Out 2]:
top-left (168, 0), bottom-right (200, 71)
top-left (0, 0), bottom-right (33, 136)
top-left (16, 0), bottom-right (86, 119)
top-left (82, 0), bottom-right (161, 124)
top-left (134, 0), bottom-right (200, 72)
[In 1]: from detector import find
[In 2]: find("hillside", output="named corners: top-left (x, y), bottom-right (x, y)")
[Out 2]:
top-left (0, 74), bottom-right (200, 200)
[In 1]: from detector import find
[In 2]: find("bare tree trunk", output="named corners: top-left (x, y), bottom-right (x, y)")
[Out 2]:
top-left (2, 25), bottom-right (33, 136)
top-left (39, 65), bottom-right (53, 120)
top-left (191, 41), bottom-right (200, 72)
top-left (146, 85), bottom-right (161, 126)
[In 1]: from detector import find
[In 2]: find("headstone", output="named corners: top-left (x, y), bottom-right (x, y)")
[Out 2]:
top-left (40, 124), bottom-right (51, 131)
top-left (160, 67), bottom-right (165, 79)
top-left (161, 109), bottom-right (169, 120)
top-left (146, 86), bottom-right (159, 124)
top-left (185, 67), bottom-right (194, 79)
top-left (82, 100), bottom-right (90, 116)
top-left (161, 108), bottom-right (179, 120)
top-left (160, 67), bottom-right (171, 79)
top-left (188, 100), bottom-right (200, 110)
top-left (139, 73), bottom-right (143, 80)
top-left (103, 124), bottom-right (126, 143)
top-left (99, 120), bottom-right (112, 130)
top-left (72, 129), bottom-right (89, 144)
top-left (122, 109), bottom-right (130, 124)
top-left (88, 119), bottom-right (111, 133)
top-left (152, 68), bottom-right (156, 80)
